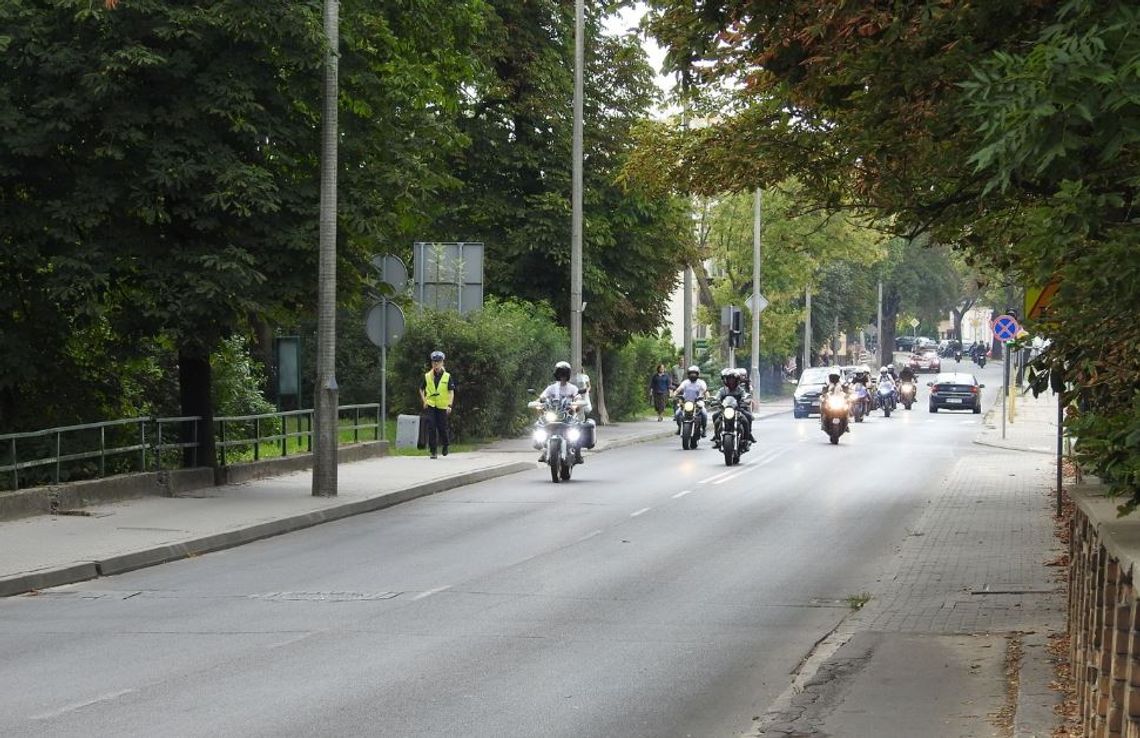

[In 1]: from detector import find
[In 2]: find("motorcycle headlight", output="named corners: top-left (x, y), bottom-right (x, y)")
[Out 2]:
top-left (723, 407), bottom-right (736, 420)
top-left (683, 401), bottom-right (695, 413)
top-left (544, 411), bottom-right (558, 423)
top-left (533, 429), bottom-right (548, 443)
top-left (568, 428), bottom-right (582, 442)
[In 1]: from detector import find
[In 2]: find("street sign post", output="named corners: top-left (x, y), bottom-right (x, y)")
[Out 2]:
top-left (909, 317), bottom-right (919, 337)
top-left (366, 254), bottom-right (409, 440)
top-left (991, 314), bottom-right (1020, 439)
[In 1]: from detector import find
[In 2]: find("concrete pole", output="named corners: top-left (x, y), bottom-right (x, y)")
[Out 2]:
top-left (570, 0), bottom-right (584, 377)
top-left (751, 188), bottom-right (762, 397)
top-left (877, 280), bottom-right (883, 367)
top-left (684, 268), bottom-right (693, 368)
top-left (312, 0), bottom-right (339, 497)
top-left (804, 286), bottom-right (812, 369)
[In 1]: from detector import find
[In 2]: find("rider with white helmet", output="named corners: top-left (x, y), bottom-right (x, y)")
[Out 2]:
top-left (673, 365), bottom-right (709, 437)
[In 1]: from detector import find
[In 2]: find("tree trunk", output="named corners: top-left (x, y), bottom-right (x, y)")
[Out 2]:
top-left (593, 346), bottom-right (610, 425)
top-left (178, 346), bottom-right (216, 468)
top-left (880, 291), bottom-right (902, 367)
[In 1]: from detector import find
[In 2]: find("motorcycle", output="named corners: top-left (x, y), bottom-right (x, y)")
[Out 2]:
top-left (878, 383), bottom-right (897, 417)
top-left (530, 395), bottom-right (585, 483)
top-left (675, 397), bottom-right (704, 450)
top-left (851, 383), bottom-right (870, 422)
top-left (974, 353), bottom-right (987, 368)
top-left (820, 392), bottom-right (849, 445)
top-left (717, 395), bottom-right (750, 466)
top-left (953, 349), bottom-right (962, 363)
top-left (898, 381), bottom-right (916, 410)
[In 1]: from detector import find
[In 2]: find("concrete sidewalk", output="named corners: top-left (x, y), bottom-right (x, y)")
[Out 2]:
top-left (0, 405), bottom-right (791, 598)
top-left (751, 373), bottom-right (1067, 737)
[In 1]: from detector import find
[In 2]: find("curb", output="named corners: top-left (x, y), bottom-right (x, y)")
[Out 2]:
top-left (0, 461), bottom-right (532, 598)
top-left (1014, 632), bottom-right (1064, 737)
top-left (972, 440), bottom-right (1055, 456)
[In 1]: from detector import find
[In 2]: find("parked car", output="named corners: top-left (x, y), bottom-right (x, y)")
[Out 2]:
top-left (914, 336), bottom-right (938, 351)
top-left (793, 367), bottom-right (835, 418)
top-left (910, 350), bottom-right (941, 373)
top-left (895, 336), bottom-right (917, 352)
top-left (927, 372), bottom-right (985, 413)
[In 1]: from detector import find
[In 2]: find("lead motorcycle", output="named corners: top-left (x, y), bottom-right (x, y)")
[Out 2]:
top-left (675, 397), bottom-right (704, 450)
top-left (529, 395), bottom-right (586, 483)
top-left (898, 380), bottom-right (916, 410)
top-left (718, 395), bottom-right (751, 465)
top-left (820, 392), bottom-right (850, 445)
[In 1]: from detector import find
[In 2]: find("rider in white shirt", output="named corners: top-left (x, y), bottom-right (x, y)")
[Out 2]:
top-left (536, 361), bottom-right (585, 463)
top-left (673, 365), bottom-right (709, 437)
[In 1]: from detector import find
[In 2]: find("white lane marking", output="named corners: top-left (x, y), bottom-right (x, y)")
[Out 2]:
top-left (713, 468), bottom-right (750, 485)
top-left (31, 689), bottom-right (137, 721)
top-left (672, 490), bottom-right (693, 499)
top-left (697, 469), bottom-right (735, 484)
top-left (751, 449), bottom-right (781, 466)
top-left (577, 529), bottom-right (603, 542)
top-left (630, 507), bottom-right (652, 517)
top-left (411, 585), bottom-right (452, 601)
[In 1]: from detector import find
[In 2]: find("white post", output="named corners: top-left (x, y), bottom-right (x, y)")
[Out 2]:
top-left (751, 188), bottom-right (762, 406)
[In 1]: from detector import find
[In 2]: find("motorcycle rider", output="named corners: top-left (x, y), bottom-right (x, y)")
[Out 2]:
top-left (898, 363), bottom-right (916, 384)
top-left (535, 361), bottom-right (585, 464)
top-left (673, 365), bottom-right (709, 437)
top-left (713, 367), bottom-right (755, 448)
top-left (878, 366), bottom-right (898, 405)
top-left (886, 363), bottom-right (900, 382)
top-left (820, 371), bottom-right (850, 432)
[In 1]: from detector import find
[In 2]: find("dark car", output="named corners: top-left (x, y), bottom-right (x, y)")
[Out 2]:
top-left (793, 367), bottom-right (835, 418)
top-left (895, 335), bottom-right (917, 352)
top-left (927, 372), bottom-right (985, 413)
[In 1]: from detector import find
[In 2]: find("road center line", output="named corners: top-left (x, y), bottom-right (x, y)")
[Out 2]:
top-left (31, 689), bottom-right (137, 721)
top-left (672, 490), bottom-right (692, 499)
top-left (713, 468), bottom-right (750, 485)
top-left (698, 469), bottom-right (735, 484)
top-left (630, 507), bottom-right (651, 517)
top-left (577, 529), bottom-right (603, 542)
top-left (411, 585), bottom-right (452, 601)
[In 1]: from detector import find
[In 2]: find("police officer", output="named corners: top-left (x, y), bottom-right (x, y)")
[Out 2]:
top-left (419, 350), bottom-right (455, 459)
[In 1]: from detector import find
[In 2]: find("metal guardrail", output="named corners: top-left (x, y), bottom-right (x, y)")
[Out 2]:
top-left (1, 404), bottom-right (382, 490)
top-left (0, 416), bottom-right (199, 491)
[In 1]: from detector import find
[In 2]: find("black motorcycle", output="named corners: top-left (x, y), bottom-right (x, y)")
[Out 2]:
top-left (820, 392), bottom-right (850, 445)
top-left (717, 395), bottom-right (751, 465)
top-left (898, 380), bottom-right (916, 410)
top-left (675, 397), bottom-right (704, 450)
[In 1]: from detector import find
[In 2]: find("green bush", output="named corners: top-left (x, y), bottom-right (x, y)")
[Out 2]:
top-left (388, 299), bottom-right (568, 440)
top-left (212, 335), bottom-right (280, 450)
top-left (602, 333), bottom-right (678, 421)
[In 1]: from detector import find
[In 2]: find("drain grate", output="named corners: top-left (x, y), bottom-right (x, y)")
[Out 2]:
top-left (250, 591), bottom-right (401, 602)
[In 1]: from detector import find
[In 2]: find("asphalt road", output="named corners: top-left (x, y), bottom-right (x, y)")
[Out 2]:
top-left (0, 363), bottom-right (999, 738)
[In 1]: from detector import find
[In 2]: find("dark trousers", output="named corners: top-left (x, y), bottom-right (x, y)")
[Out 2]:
top-left (425, 407), bottom-right (449, 452)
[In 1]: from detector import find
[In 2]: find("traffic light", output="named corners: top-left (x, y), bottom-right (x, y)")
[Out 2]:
top-left (728, 308), bottom-right (743, 348)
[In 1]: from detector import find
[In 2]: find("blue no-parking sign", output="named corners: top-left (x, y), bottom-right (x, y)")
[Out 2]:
top-left (992, 314), bottom-right (1020, 342)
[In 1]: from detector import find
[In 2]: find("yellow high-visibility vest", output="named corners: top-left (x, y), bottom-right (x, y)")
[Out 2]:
top-left (424, 371), bottom-right (452, 409)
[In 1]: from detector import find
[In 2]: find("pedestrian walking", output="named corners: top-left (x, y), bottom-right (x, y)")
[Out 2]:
top-left (649, 363), bottom-right (671, 421)
top-left (418, 350), bottom-right (455, 459)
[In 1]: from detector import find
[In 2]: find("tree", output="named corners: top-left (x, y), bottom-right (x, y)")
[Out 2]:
top-left (426, 0), bottom-right (696, 419)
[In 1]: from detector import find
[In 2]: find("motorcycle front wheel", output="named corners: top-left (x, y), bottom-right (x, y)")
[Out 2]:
top-left (722, 435), bottom-right (735, 466)
top-left (548, 439), bottom-right (562, 483)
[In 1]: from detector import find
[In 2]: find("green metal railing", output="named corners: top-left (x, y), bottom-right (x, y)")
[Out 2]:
top-left (214, 404), bottom-right (381, 465)
top-left (0, 416), bottom-right (199, 491)
top-left (1, 404), bottom-right (383, 490)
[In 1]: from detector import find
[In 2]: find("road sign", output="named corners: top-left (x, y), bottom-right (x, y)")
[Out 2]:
top-left (746, 292), bottom-right (768, 314)
top-left (909, 317), bottom-right (920, 328)
top-left (992, 314), bottom-right (1020, 342)
top-left (365, 301), bottom-right (405, 348)
top-left (371, 254), bottom-right (408, 298)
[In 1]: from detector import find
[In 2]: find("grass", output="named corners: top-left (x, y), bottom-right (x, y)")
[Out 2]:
top-left (845, 592), bottom-right (873, 610)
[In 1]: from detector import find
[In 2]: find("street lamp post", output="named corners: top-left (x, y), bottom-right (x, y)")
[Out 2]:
top-left (570, 0), bottom-right (584, 377)
top-left (313, 0), bottom-right (339, 497)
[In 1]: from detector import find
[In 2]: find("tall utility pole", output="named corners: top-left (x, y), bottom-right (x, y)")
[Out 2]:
top-left (877, 280), bottom-right (884, 367)
top-left (750, 188), bottom-right (762, 396)
top-left (569, 0), bottom-right (584, 377)
top-left (313, 0), bottom-right (339, 497)
top-left (681, 95), bottom-right (693, 369)
top-left (803, 286), bottom-right (812, 370)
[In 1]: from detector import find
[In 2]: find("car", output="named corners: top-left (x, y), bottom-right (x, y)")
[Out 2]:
top-left (895, 336), bottom-right (917, 352)
top-left (927, 372), bottom-right (985, 413)
top-left (793, 367), bottom-right (836, 418)
top-left (911, 350), bottom-right (941, 373)
top-left (914, 336), bottom-right (938, 351)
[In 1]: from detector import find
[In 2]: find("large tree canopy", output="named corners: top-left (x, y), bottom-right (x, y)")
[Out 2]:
top-left (632, 0), bottom-right (1140, 502)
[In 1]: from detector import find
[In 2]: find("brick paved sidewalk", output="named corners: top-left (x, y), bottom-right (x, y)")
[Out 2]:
top-left (751, 386), bottom-right (1067, 737)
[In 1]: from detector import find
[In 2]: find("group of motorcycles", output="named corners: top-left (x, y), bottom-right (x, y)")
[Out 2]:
top-left (821, 377), bottom-right (918, 445)
top-left (674, 395), bottom-right (750, 467)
